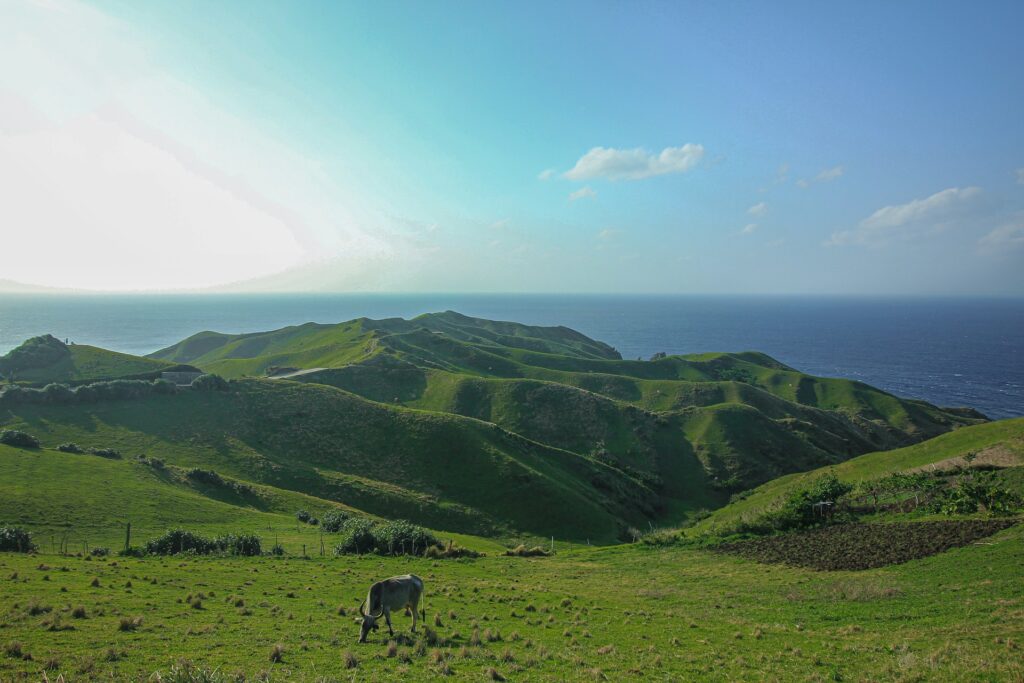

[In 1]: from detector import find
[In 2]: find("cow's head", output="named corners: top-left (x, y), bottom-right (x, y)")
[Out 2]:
top-left (358, 599), bottom-right (382, 643)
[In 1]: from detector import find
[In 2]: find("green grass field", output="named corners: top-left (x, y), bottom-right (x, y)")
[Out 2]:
top-left (0, 524), bottom-right (1021, 681)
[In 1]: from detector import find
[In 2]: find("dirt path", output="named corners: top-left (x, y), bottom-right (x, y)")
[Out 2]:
top-left (267, 367), bottom-right (327, 379)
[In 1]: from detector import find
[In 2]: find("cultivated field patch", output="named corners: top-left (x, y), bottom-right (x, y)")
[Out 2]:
top-left (715, 520), bottom-right (1018, 571)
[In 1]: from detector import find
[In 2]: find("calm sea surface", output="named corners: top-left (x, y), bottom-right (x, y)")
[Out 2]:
top-left (0, 294), bottom-right (1021, 419)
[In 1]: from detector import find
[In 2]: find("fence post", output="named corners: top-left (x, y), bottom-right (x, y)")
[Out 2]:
top-left (124, 522), bottom-right (131, 553)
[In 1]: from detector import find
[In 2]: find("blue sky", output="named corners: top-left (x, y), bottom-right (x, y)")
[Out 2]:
top-left (2, 0), bottom-right (1022, 293)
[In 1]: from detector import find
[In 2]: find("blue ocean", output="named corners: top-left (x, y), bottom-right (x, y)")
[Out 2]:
top-left (0, 294), bottom-right (1021, 419)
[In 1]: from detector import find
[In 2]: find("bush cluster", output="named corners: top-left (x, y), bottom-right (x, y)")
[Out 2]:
top-left (320, 509), bottom-right (350, 532)
top-left (332, 518), bottom-right (439, 556)
top-left (0, 379), bottom-right (176, 406)
top-left (295, 509), bottom-right (319, 525)
top-left (0, 526), bottom-right (36, 552)
top-left (185, 468), bottom-right (254, 496)
top-left (930, 470), bottom-right (1022, 516)
top-left (0, 430), bottom-right (40, 449)
top-left (143, 529), bottom-right (262, 556)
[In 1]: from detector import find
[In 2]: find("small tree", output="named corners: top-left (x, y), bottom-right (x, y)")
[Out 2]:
top-left (0, 526), bottom-right (36, 552)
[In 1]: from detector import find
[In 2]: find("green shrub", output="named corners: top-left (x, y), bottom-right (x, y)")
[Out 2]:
top-left (0, 430), bottom-right (40, 449)
top-left (932, 470), bottom-right (1022, 516)
top-left (0, 526), bottom-right (36, 552)
top-left (321, 509), bottom-right (350, 532)
top-left (144, 530), bottom-right (264, 556)
top-left (90, 547), bottom-right (110, 557)
top-left (333, 518), bottom-right (376, 555)
top-left (145, 529), bottom-right (216, 556)
top-left (212, 534), bottom-right (262, 556)
top-left (56, 443), bottom-right (85, 454)
top-left (88, 447), bottom-right (121, 459)
top-left (371, 520), bottom-right (439, 556)
top-left (191, 374), bottom-right (229, 391)
top-left (296, 510), bottom-right (311, 523)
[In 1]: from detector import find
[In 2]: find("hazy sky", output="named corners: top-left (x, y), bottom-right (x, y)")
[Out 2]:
top-left (2, 0), bottom-right (1023, 294)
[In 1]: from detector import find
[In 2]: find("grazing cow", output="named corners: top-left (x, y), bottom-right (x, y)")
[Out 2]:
top-left (358, 574), bottom-right (424, 643)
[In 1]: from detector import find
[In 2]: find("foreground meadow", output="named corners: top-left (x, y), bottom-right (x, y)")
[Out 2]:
top-left (1, 524), bottom-right (1021, 682)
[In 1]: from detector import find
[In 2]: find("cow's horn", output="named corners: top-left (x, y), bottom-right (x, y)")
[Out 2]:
top-left (358, 599), bottom-right (368, 618)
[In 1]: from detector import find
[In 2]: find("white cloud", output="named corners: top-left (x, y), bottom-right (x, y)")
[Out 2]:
top-left (740, 223), bottom-right (758, 235)
top-left (747, 202), bottom-right (768, 216)
top-left (597, 228), bottom-right (620, 240)
top-left (774, 163), bottom-right (790, 184)
top-left (828, 186), bottom-right (983, 247)
top-left (979, 219), bottom-right (1024, 250)
top-left (569, 186), bottom-right (597, 201)
top-left (563, 144), bottom-right (704, 181)
top-left (537, 168), bottom-right (555, 181)
top-left (1016, 168), bottom-right (1024, 185)
top-left (815, 165), bottom-right (844, 182)
top-left (797, 165), bottom-right (843, 189)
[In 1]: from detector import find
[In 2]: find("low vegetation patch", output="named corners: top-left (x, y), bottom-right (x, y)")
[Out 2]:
top-left (504, 544), bottom-right (550, 557)
top-left (331, 518), bottom-right (440, 556)
top-left (143, 530), bottom-right (262, 557)
top-left (0, 378), bottom-right (177, 406)
top-left (715, 520), bottom-right (1018, 570)
top-left (0, 430), bottom-right (40, 449)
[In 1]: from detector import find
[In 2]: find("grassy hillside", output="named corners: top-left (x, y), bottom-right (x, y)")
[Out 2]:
top-left (690, 417), bottom-right (1024, 534)
top-left (2, 313), bottom-right (989, 541)
top-left (0, 443), bottom-right (503, 555)
top-left (0, 335), bottom-right (172, 384)
top-left (149, 312), bottom-right (983, 497)
top-left (0, 380), bottom-right (655, 543)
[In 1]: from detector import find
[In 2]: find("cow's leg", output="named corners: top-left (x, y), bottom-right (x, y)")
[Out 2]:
top-left (384, 608), bottom-right (394, 636)
top-left (410, 597), bottom-right (419, 632)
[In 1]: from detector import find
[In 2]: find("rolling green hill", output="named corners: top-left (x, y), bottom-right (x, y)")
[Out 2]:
top-left (0, 313), bottom-right (987, 543)
top-left (151, 311), bottom-right (983, 492)
top-left (0, 441), bottom-right (503, 555)
top-left (0, 379), bottom-right (655, 543)
top-left (0, 334), bottom-right (173, 384)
